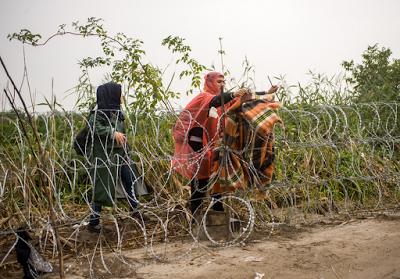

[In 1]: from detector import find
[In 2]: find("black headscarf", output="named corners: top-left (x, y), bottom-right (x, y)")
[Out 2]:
top-left (96, 83), bottom-right (125, 121)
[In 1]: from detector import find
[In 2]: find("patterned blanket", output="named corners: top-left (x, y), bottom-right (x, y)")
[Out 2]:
top-left (210, 93), bottom-right (284, 194)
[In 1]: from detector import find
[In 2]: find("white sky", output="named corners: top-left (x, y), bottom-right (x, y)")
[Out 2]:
top-left (1, 0), bottom-right (400, 111)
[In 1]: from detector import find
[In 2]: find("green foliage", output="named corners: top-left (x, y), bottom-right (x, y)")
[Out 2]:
top-left (218, 37), bottom-right (227, 77)
top-left (342, 44), bottom-right (400, 103)
top-left (8, 18), bottom-right (207, 112)
top-left (213, 38), bottom-right (255, 93)
top-left (161, 35), bottom-right (206, 95)
top-left (276, 71), bottom-right (353, 109)
top-left (7, 29), bottom-right (42, 45)
top-left (4, 24), bottom-right (400, 224)
top-left (341, 45), bottom-right (400, 137)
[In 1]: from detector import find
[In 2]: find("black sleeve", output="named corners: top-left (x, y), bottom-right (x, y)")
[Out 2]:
top-left (209, 92), bottom-right (234, 108)
top-left (255, 91), bottom-right (267, 95)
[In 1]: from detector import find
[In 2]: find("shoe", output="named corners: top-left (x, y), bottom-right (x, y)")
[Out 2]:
top-left (211, 194), bottom-right (224, 212)
top-left (87, 224), bottom-right (112, 234)
top-left (131, 211), bottom-right (151, 222)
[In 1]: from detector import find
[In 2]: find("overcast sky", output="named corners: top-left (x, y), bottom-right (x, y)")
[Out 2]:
top-left (1, 0), bottom-right (399, 111)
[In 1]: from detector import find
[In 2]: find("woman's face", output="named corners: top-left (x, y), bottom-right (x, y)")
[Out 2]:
top-left (120, 91), bottom-right (124, 104)
top-left (216, 76), bottom-right (226, 91)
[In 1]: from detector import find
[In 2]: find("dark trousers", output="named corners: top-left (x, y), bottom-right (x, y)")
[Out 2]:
top-left (189, 140), bottom-right (223, 214)
top-left (90, 164), bottom-right (138, 226)
top-left (190, 178), bottom-right (224, 214)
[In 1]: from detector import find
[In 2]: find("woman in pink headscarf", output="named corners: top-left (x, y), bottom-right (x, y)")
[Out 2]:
top-left (172, 72), bottom-right (247, 214)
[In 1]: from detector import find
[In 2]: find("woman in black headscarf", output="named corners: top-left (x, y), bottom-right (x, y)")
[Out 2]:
top-left (86, 83), bottom-right (150, 233)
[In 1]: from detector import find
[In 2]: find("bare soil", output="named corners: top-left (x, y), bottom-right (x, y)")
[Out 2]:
top-left (134, 214), bottom-right (400, 279)
top-left (2, 213), bottom-right (400, 279)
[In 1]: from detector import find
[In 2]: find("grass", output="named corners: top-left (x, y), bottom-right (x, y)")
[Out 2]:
top-left (1, 70), bottom-right (400, 279)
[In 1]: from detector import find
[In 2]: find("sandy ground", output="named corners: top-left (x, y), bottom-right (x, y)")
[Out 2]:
top-left (132, 214), bottom-right (400, 279)
top-left (58, 213), bottom-right (400, 279)
top-left (3, 213), bottom-right (400, 279)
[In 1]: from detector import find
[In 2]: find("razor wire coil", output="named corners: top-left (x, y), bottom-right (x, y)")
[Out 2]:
top-left (1, 103), bottom-right (400, 277)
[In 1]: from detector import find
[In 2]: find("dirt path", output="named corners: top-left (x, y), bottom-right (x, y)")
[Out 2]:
top-left (4, 213), bottom-right (400, 279)
top-left (133, 214), bottom-right (400, 279)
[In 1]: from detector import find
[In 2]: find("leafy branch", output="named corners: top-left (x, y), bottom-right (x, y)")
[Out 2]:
top-left (8, 18), bottom-right (202, 111)
top-left (162, 35), bottom-right (206, 95)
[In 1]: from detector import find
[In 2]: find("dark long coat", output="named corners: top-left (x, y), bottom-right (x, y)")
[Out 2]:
top-left (87, 110), bottom-right (126, 207)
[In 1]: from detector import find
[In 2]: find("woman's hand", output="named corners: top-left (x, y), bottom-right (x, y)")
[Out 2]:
top-left (233, 88), bottom-right (248, 98)
top-left (114, 131), bottom-right (127, 146)
top-left (267, 85), bottom-right (279, 94)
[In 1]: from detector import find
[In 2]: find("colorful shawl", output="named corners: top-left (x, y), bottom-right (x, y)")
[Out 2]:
top-left (210, 93), bottom-right (283, 193)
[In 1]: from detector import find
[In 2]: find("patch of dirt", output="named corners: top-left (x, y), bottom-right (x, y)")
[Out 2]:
top-left (132, 214), bottom-right (400, 279)
top-left (2, 213), bottom-right (400, 279)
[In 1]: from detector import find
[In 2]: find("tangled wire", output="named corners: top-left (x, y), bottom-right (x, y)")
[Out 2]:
top-left (0, 103), bottom-right (399, 278)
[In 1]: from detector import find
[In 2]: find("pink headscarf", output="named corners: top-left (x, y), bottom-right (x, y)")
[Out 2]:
top-left (204, 72), bottom-right (223, 95)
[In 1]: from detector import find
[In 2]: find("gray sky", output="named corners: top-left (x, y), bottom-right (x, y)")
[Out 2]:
top-left (1, 0), bottom-right (400, 111)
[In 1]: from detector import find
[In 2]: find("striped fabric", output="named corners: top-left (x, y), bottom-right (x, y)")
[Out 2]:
top-left (210, 93), bottom-right (284, 194)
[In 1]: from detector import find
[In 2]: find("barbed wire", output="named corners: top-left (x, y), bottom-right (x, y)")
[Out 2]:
top-left (0, 103), bottom-right (399, 278)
